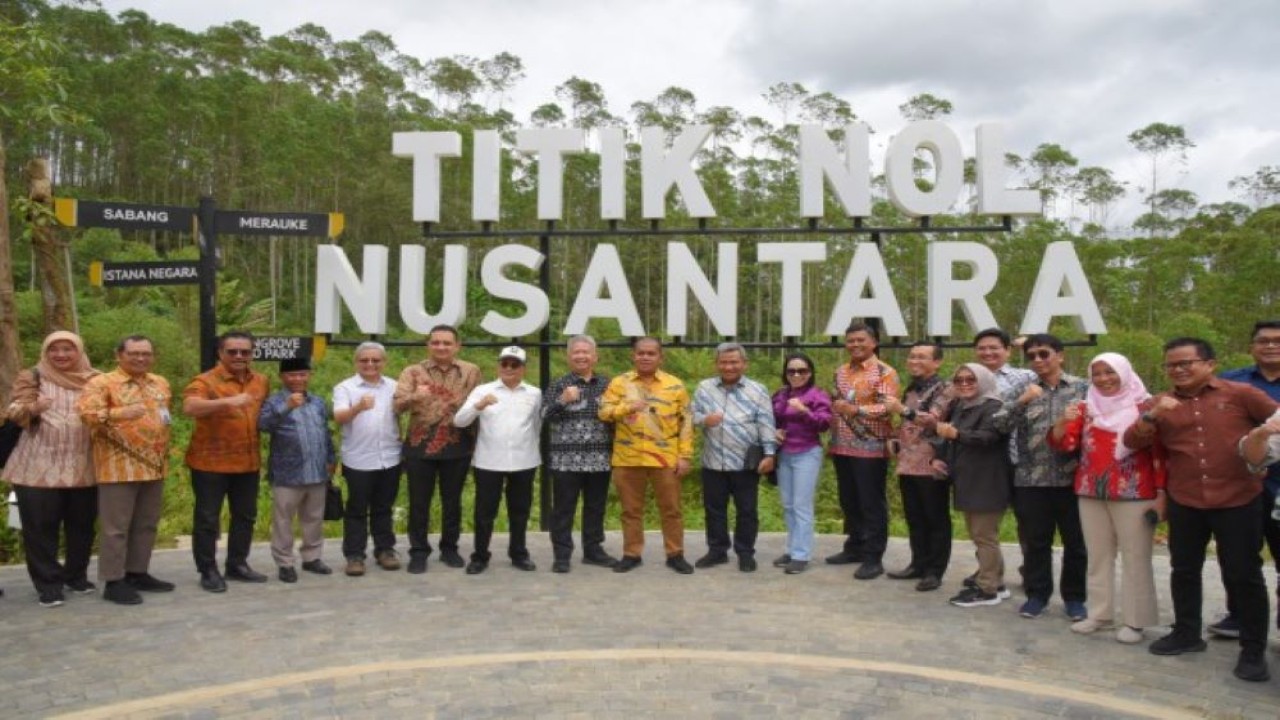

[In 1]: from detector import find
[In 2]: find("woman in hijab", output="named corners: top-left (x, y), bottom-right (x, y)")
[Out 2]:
top-left (1050, 352), bottom-right (1163, 644)
top-left (2, 331), bottom-right (100, 608)
top-left (931, 363), bottom-right (1011, 608)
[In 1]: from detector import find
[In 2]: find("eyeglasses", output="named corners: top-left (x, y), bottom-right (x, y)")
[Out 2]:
top-left (499, 360), bottom-right (524, 369)
top-left (1162, 359), bottom-right (1206, 372)
top-left (952, 376), bottom-right (977, 386)
top-left (1024, 350), bottom-right (1055, 361)
top-left (786, 368), bottom-right (811, 376)
top-left (223, 348), bottom-right (253, 357)
top-left (1253, 338), bottom-right (1280, 348)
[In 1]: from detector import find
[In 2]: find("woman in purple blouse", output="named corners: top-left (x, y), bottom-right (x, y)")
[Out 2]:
top-left (771, 353), bottom-right (833, 574)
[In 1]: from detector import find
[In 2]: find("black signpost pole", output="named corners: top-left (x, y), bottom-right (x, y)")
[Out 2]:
top-left (197, 196), bottom-right (219, 371)
top-left (538, 221), bottom-right (553, 531)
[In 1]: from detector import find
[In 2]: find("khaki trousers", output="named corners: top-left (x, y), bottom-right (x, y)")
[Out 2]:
top-left (97, 481), bottom-right (163, 582)
top-left (965, 510), bottom-right (1005, 594)
top-left (270, 484), bottom-right (327, 567)
top-left (1078, 496), bottom-right (1159, 628)
top-left (613, 466), bottom-right (684, 558)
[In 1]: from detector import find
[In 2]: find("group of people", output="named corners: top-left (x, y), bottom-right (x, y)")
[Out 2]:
top-left (2, 321), bottom-right (1279, 686)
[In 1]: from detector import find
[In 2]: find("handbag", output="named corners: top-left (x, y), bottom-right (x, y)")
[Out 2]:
top-left (0, 367), bottom-right (40, 469)
top-left (323, 481), bottom-right (344, 521)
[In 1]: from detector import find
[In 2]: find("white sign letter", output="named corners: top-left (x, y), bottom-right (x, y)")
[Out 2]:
top-left (479, 244), bottom-right (551, 337)
top-left (799, 123), bottom-right (871, 218)
top-left (975, 124), bottom-right (1041, 216)
top-left (399, 244), bottom-right (468, 333)
top-left (884, 121), bottom-right (964, 217)
top-left (564, 244), bottom-right (645, 336)
top-left (1019, 241), bottom-right (1107, 334)
top-left (927, 241), bottom-right (1000, 336)
top-left (758, 242), bottom-right (827, 337)
top-left (640, 125), bottom-right (715, 219)
top-left (392, 131), bottom-right (462, 223)
top-left (823, 243), bottom-right (908, 337)
top-left (599, 127), bottom-right (627, 220)
top-left (472, 130), bottom-right (501, 222)
top-left (515, 128), bottom-right (587, 220)
top-left (666, 242), bottom-right (738, 337)
top-left (314, 245), bottom-right (388, 334)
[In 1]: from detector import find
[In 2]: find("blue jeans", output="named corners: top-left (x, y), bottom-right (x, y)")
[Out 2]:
top-left (777, 447), bottom-right (823, 561)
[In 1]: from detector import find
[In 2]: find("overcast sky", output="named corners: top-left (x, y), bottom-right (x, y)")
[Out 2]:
top-left (96, 0), bottom-right (1279, 228)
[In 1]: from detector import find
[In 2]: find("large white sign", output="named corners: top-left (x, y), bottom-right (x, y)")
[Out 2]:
top-left (313, 122), bottom-right (1106, 339)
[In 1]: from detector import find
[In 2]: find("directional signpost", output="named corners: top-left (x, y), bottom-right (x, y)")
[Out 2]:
top-left (56, 196), bottom-right (342, 370)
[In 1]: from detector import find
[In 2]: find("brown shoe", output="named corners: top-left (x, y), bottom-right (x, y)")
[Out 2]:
top-left (376, 551), bottom-right (401, 571)
top-left (345, 559), bottom-right (366, 577)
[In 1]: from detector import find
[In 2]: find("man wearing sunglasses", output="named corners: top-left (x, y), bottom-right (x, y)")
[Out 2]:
top-left (994, 333), bottom-right (1089, 622)
top-left (182, 330), bottom-right (271, 593)
top-left (1202, 322), bottom-right (1280, 646)
top-left (453, 347), bottom-right (542, 575)
top-left (1125, 337), bottom-right (1277, 682)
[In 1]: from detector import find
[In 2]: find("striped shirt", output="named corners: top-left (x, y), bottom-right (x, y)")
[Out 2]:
top-left (2, 375), bottom-right (94, 488)
top-left (692, 376), bottom-right (778, 471)
top-left (77, 368), bottom-right (171, 483)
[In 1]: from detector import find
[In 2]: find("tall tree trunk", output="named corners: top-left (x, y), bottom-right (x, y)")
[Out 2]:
top-left (0, 134), bottom-right (22, 407)
top-left (27, 158), bottom-right (72, 333)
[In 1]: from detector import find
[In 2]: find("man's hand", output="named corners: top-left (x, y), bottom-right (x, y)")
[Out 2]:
top-left (1018, 384), bottom-right (1043, 405)
top-left (935, 422), bottom-right (958, 440)
top-left (675, 458), bottom-right (692, 478)
top-left (115, 404), bottom-right (148, 421)
top-left (225, 393), bottom-right (254, 409)
top-left (758, 456), bottom-right (776, 474)
top-left (475, 393), bottom-right (499, 411)
top-left (883, 396), bottom-right (904, 415)
top-left (287, 392), bottom-right (306, 410)
top-left (703, 411), bottom-right (724, 428)
top-left (560, 385), bottom-right (581, 404)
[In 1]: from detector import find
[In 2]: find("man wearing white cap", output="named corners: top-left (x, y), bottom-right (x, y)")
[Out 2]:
top-left (453, 346), bottom-right (543, 574)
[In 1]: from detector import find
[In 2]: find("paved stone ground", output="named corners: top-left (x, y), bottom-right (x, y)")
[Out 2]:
top-left (1, 532), bottom-right (1276, 719)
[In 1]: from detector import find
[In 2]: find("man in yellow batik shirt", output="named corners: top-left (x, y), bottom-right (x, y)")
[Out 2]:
top-left (78, 335), bottom-right (175, 605)
top-left (598, 337), bottom-right (694, 575)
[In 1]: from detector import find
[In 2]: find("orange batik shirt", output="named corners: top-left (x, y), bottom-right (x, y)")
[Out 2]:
top-left (78, 368), bottom-right (173, 483)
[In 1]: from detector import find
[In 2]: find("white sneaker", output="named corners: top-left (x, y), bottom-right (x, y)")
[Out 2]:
top-left (1116, 626), bottom-right (1144, 644)
top-left (1071, 618), bottom-right (1111, 634)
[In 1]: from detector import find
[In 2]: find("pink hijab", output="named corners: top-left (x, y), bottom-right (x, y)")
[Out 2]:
top-left (1085, 352), bottom-right (1149, 460)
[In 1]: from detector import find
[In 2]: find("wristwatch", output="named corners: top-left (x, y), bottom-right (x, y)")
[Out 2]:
top-left (1140, 411), bottom-right (1155, 424)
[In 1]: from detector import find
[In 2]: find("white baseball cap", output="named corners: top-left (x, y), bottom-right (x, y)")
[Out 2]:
top-left (498, 346), bottom-right (527, 364)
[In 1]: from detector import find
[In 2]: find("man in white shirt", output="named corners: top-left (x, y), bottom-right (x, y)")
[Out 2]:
top-left (454, 346), bottom-right (542, 575)
top-left (333, 342), bottom-right (403, 577)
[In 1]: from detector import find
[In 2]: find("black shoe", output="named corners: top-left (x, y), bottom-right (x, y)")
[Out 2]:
top-left (582, 552), bottom-right (619, 568)
top-left (1148, 632), bottom-right (1208, 656)
top-left (915, 575), bottom-right (942, 592)
top-left (199, 570), bottom-right (227, 593)
top-left (963, 571), bottom-right (978, 589)
top-left (125, 572), bottom-right (175, 592)
top-left (1207, 615), bottom-right (1241, 639)
top-left (552, 560), bottom-right (571, 574)
top-left (853, 561), bottom-right (884, 580)
top-left (1234, 649), bottom-right (1271, 682)
top-left (102, 580), bottom-right (142, 605)
top-left (37, 590), bottom-right (65, 608)
top-left (465, 560), bottom-right (488, 575)
top-left (887, 566), bottom-right (923, 580)
top-left (278, 567), bottom-right (298, 584)
top-left (301, 560), bottom-right (333, 575)
top-left (407, 556), bottom-right (427, 574)
top-left (772, 554), bottom-right (792, 568)
top-left (738, 556), bottom-right (758, 573)
top-left (666, 554), bottom-right (694, 575)
top-left (65, 579), bottom-right (97, 595)
top-left (511, 558), bottom-right (537, 572)
top-left (825, 551), bottom-right (862, 565)
top-left (225, 564), bottom-right (267, 583)
top-left (613, 556), bottom-right (643, 573)
top-left (440, 550), bottom-right (466, 568)
top-left (694, 552), bottom-right (729, 569)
